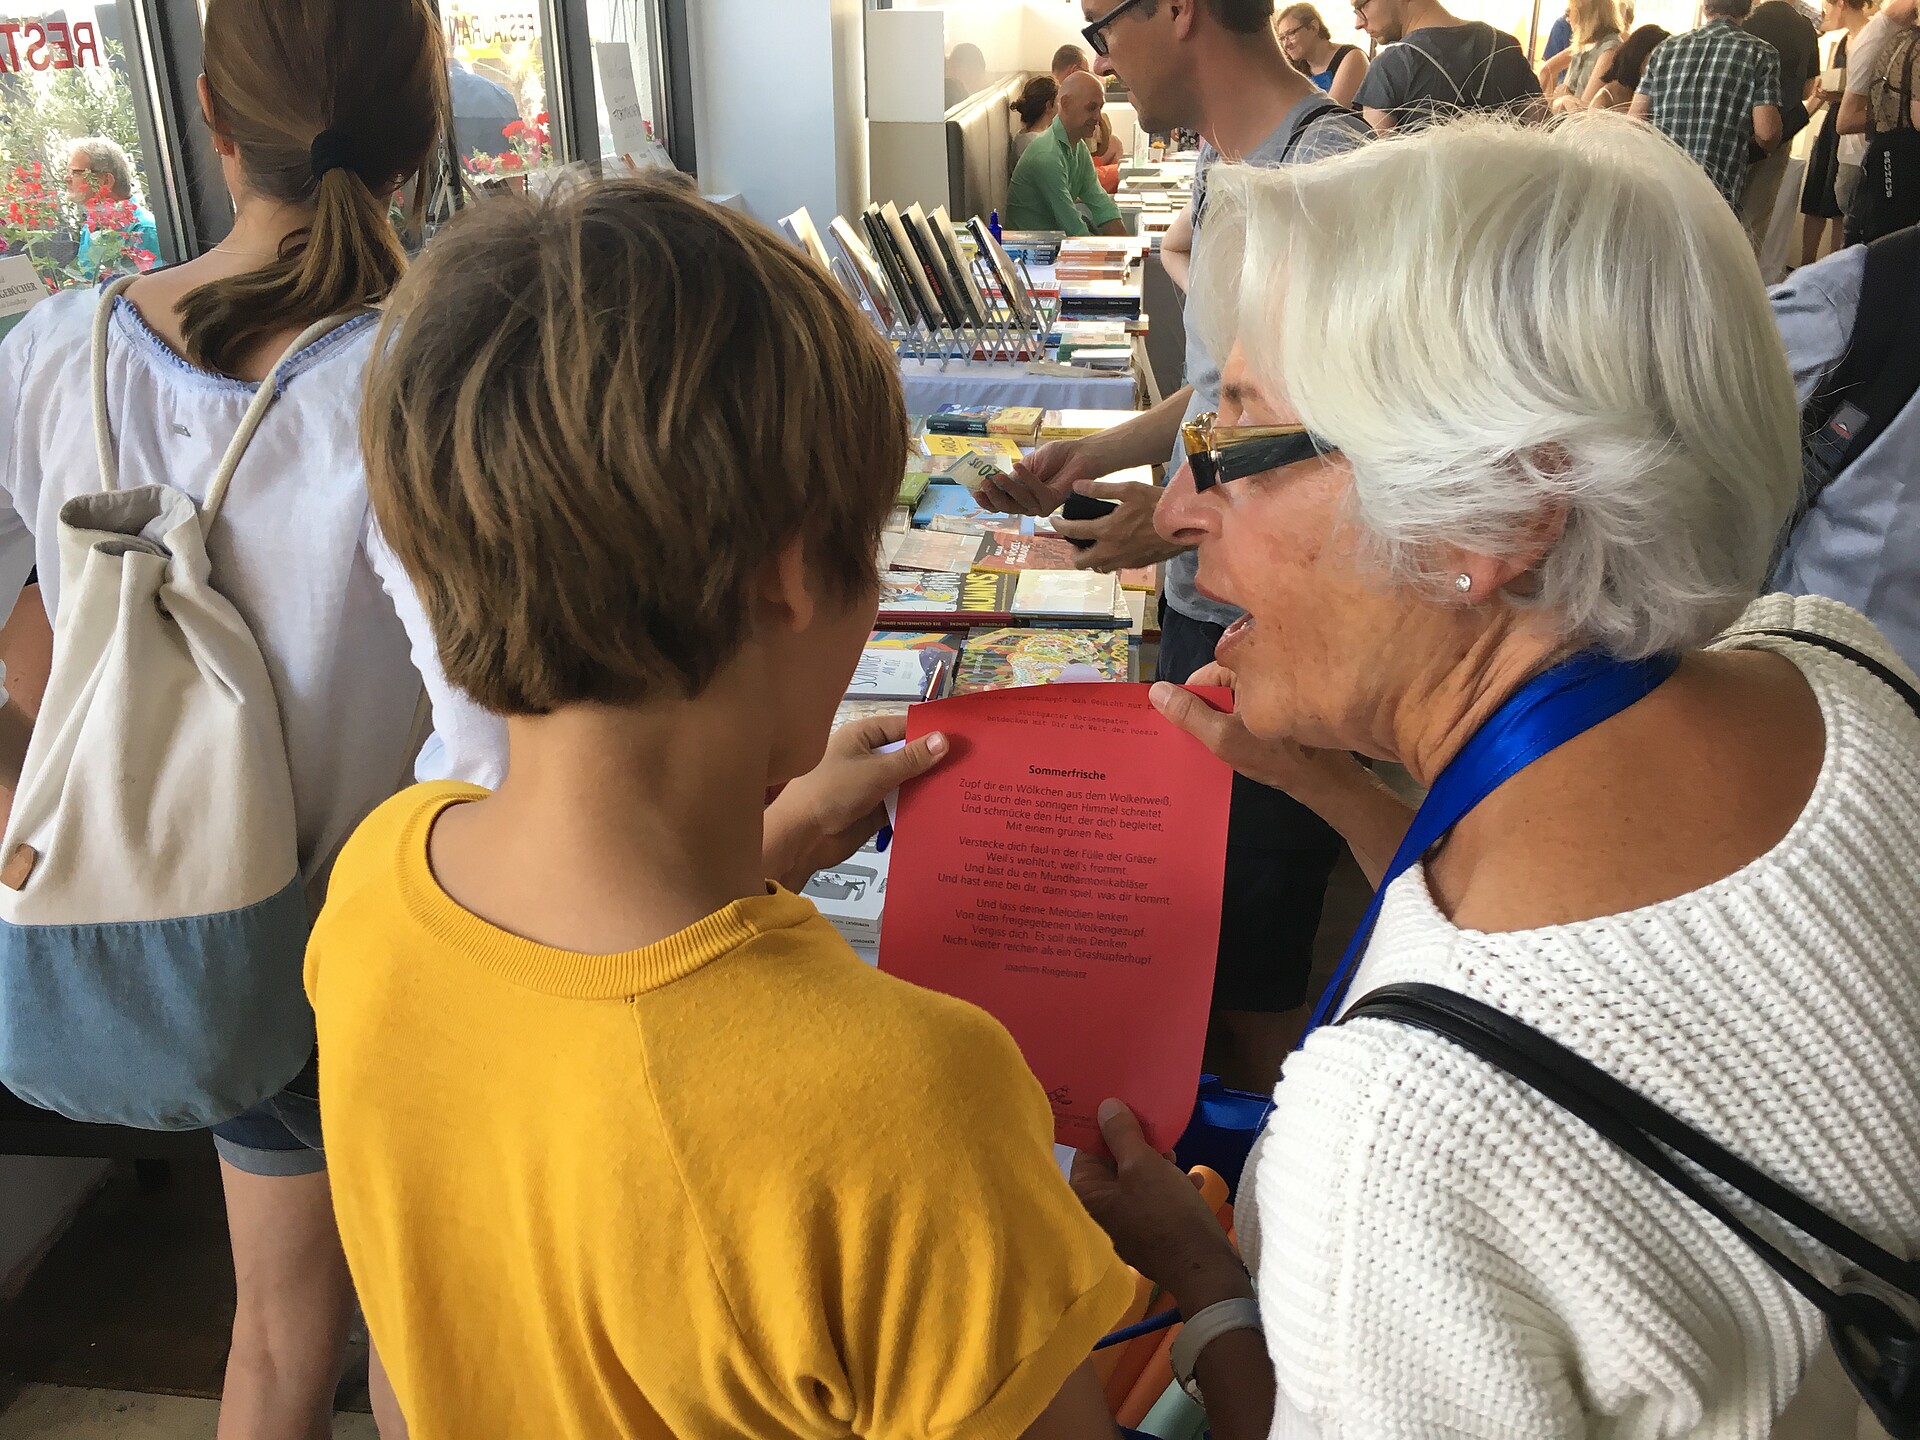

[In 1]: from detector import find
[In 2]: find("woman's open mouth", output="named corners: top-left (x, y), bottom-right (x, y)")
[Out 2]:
top-left (1216, 612), bottom-right (1253, 662)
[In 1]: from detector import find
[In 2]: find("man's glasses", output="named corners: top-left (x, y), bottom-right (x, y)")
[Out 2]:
top-left (1181, 412), bottom-right (1337, 491)
top-left (1083, 0), bottom-right (1151, 56)
top-left (1351, 0), bottom-right (1379, 19)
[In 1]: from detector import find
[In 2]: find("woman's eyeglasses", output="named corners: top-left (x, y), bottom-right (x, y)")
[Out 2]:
top-left (1083, 0), bottom-right (1151, 56)
top-left (1181, 412), bottom-right (1337, 491)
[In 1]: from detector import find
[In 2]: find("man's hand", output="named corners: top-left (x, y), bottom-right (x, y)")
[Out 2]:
top-left (1049, 480), bottom-right (1187, 573)
top-left (1071, 1099), bottom-right (1251, 1309)
top-left (763, 715), bottom-right (948, 889)
top-left (978, 439), bottom-right (1104, 517)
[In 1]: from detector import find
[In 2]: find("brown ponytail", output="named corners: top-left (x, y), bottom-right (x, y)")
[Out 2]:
top-left (179, 0), bottom-right (448, 377)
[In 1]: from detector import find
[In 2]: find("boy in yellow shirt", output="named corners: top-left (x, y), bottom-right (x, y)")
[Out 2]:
top-left (311, 175), bottom-right (1136, 1438)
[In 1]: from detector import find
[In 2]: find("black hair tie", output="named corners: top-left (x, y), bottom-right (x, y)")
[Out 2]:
top-left (309, 128), bottom-right (355, 180)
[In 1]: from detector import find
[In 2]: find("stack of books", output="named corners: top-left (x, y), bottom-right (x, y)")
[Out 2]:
top-left (925, 403), bottom-right (1045, 445)
top-left (998, 230), bottom-right (1066, 264)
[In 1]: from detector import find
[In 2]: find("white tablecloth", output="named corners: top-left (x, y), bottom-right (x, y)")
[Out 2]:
top-left (899, 360), bottom-right (1136, 413)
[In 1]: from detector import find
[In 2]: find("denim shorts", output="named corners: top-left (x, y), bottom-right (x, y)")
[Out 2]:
top-left (208, 1049), bottom-right (326, 1177)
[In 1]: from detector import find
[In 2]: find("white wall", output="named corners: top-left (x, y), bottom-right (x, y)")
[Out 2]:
top-left (885, 0), bottom-right (1093, 84)
top-left (689, 0), bottom-right (871, 226)
top-left (0, 1156), bottom-right (106, 1298)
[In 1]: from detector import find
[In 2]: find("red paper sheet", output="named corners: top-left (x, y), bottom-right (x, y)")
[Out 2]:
top-left (880, 683), bottom-right (1233, 1151)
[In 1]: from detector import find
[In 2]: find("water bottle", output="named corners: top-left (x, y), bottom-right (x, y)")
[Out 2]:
top-left (988, 209), bottom-right (1002, 241)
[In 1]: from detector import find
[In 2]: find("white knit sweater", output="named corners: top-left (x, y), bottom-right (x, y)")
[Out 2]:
top-left (1244, 595), bottom-right (1920, 1439)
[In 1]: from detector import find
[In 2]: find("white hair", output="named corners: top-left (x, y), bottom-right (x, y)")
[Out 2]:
top-left (1190, 114), bottom-right (1800, 660)
top-left (70, 137), bottom-right (137, 201)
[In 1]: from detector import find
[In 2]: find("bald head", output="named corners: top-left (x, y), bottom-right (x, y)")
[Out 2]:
top-left (1058, 69), bottom-right (1106, 142)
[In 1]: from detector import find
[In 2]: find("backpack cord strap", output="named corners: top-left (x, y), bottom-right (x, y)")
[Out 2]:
top-left (200, 310), bottom-right (366, 530)
top-left (90, 275), bottom-right (141, 493)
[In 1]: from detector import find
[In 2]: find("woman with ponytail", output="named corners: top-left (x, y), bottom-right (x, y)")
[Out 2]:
top-left (0, 0), bottom-right (499, 1434)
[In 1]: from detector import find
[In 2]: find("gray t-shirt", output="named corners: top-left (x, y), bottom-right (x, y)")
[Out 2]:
top-left (1165, 95), bottom-right (1370, 628)
top-left (1352, 23), bottom-right (1542, 129)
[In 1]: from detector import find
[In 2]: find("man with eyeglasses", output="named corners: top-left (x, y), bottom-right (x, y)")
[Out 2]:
top-left (980, 0), bottom-right (1368, 1092)
top-left (1347, 0), bottom-right (1544, 131)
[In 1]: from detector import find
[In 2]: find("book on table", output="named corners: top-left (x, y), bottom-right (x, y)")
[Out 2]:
top-left (878, 571), bottom-right (963, 619)
top-left (846, 630), bottom-right (966, 703)
top-left (973, 528), bottom-right (1084, 574)
top-left (914, 483), bottom-right (1031, 535)
top-left (890, 529), bottom-right (987, 574)
top-left (1011, 571), bottom-right (1121, 620)
top-left (926, 403), bottom-right (1001, 436)
top-left (1040, 409), bottom-right (1136, 441)
top-left (952, 627), bottom-right (1131, 693)
top-left (921, 433), bottom-right (1023, 460)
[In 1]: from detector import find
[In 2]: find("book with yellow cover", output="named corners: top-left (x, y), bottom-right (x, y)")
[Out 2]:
top-left (1039, 409), bottom-right (1136, 441)
top-left (986, 406), bottom-right (1044, 443)
top-left (922, 433), bottom-right (1023, 460)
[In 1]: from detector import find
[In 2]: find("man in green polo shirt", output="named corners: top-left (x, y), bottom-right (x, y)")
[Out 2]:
top-left (1005, 70), bottom-right (1128, 235)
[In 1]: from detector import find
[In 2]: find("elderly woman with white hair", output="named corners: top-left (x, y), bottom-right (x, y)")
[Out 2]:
top-left (1071, 115), bottom-right (1920, 1440)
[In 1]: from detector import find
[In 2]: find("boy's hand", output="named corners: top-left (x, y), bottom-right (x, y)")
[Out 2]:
top-left (763, 716), bottom-right (949, 890)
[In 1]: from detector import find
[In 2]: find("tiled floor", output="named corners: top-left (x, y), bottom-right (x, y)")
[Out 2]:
top-left (0, 1385), bottom-right (378, 1438)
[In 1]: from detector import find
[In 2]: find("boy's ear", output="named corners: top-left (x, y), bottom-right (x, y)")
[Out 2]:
top-left (757, 539), bottom-right (819, 634)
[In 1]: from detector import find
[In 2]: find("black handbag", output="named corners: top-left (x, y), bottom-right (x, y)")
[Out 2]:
top-left (1342, 630), bottom-right (1920, 1439)
top-left (1851, 37), bottom-right (1920, 243)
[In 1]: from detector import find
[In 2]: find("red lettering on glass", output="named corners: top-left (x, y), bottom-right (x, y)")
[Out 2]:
top-left (22, 21), bottom-right (48, 71)
top-left (46, 21), bottom-right (71, 68)
top-left (69, 20), bottom-right (99, 66)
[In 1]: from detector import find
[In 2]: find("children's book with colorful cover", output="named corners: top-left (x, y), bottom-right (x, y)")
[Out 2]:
top-left (914, 483), bottom-right (1030, 534)
top-left (953, 628), bottom-right (1130, 693)
top-left (972, 528), bottom-right (1083, 573)
top-left (878, 571), bottom-right (963, 616)
top-left (847, 630), bottom-right (964, 701)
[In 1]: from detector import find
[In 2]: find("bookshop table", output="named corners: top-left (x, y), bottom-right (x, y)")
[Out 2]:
top-left (898, 359), bottom-right (1136, 415)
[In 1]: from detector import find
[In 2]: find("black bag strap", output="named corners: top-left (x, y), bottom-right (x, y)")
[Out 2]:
top-left (1341, 983), bottom-right (1920, 1435)
top-left (1801, 224), bottom-right (1920, 482)
top-left (1280, 96), bottom-right (1348, 161)
top-left (1338, 627), bottom-right (1920, 1435)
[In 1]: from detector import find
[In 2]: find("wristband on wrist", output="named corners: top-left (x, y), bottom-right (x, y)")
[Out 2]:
top-left (1169, 1295), bottom-right (1262, 1404)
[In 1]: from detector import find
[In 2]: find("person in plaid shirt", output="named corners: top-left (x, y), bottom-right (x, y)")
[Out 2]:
top-left (1632, 0), bottom-right (1784, 211)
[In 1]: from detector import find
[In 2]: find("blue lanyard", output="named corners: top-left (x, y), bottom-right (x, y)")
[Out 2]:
top-left (1301, 650), bottom-right (1682, 1041)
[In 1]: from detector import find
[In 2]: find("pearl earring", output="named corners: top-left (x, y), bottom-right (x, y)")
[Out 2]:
top-left (1454, 573), bottom-right (1473, 593)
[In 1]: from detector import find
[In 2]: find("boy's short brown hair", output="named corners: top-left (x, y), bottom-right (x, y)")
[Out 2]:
top-left (362, 173), bottom-right (907, 716)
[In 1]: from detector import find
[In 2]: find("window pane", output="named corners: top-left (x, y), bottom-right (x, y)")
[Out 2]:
top-left (0, 2), bottom-right (166, 291)
top-left (586, 0), bottom-right (668, 166)
top-left (444, 0), bottom-right (554, 184)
